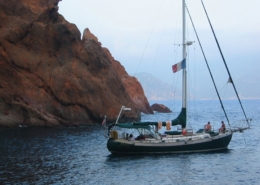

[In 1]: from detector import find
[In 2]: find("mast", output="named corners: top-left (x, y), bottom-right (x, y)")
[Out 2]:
top-left (182, 0), bottom-right (187, 128)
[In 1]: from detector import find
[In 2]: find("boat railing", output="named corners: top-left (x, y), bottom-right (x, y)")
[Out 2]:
top-left (229, 119), bottom-right (252, 133)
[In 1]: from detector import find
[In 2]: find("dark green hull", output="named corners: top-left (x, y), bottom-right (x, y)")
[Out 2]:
top-left (107, 133), bottom-right (232, 154)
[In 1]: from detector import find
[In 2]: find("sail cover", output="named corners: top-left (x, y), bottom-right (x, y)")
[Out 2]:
top-left (116, 123), bottom-right (151, 130)
top-left (133, 108), bottom-right (186, 128)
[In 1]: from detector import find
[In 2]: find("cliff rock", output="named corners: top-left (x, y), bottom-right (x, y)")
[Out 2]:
top-left (0, 0), bottom-right (152, 127)
top-left (151, 103), bottom-right (172, 113)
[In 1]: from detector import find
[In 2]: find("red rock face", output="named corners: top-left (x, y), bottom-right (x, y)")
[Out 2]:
top-left (0, 0), bottom-right (152, 127)
top-left (151, 103), bottom-right (172, 113)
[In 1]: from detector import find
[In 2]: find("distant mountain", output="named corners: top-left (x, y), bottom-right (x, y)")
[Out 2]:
top-left (134, 73), bottom-right (181, 100)
top-left (134, 66), bottom-right (260, 101)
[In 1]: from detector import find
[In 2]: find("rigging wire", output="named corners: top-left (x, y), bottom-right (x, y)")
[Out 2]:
top-left (171, 0), bottom-right (182, 111)
top-left (200, 0), bottom-right (250, 126)
top-left (153, 0), bottom-right (175, 68)
top-left (186, 42), bottom-right (191, 127)
top-left (133, 0), bottom-right (166, 76)
top-left (148, 0), bottom-right (175, 107)
top-left (133, 0), bottom-right (181, 119)
top-left (185, 3), bottom-right (231, 128)
top-left (192, 37), bottom-right (197, 123)
top-left (185, 15), bottom-right (197, 127)
top-left (126, 0), bottom-right (167, 121)
top-left (222, 83), bottom-right (228, 100)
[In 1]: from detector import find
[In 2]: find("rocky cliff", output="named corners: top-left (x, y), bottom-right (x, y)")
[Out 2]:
top-left (151, 103), bottom-right (172, 113)
top-left (0, 0), bottom-right (153, 127)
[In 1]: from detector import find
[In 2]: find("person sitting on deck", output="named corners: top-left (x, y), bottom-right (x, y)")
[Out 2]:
top-left (219, 121), bottom-right (226, 133)
top-left (204, 122), bottom-right (212, 132)
top-left (128, 134), bottom-right (135, 141)
top-left (136, 134), bottom-right (145, 140)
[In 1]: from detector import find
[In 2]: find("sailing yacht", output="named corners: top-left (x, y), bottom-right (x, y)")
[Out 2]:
top-left (105, 0), bottom-right (250, 154)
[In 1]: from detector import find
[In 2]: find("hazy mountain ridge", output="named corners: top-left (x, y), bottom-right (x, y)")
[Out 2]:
top-left (134, 73), bottom-right (181, 101)
top-left (135, 71), bottom-right (260, 101)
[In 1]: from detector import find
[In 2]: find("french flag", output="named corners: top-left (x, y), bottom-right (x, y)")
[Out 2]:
top-left (172, 58), bottom-right (186, 73)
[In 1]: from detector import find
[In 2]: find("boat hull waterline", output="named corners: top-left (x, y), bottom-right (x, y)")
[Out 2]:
top-left (107, 133), bottom-right (232, 154)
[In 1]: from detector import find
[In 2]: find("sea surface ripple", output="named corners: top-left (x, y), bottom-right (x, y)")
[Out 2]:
top-left (0, 100), bottom-right (260, 185)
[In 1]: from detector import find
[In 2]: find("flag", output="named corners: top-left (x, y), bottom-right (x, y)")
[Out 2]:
top-left (227, 77), bottom-right (233, 84)
top-left (102, 116), bottom-right (106, 126)
top-left (172, 58), bottom-right (186, 73)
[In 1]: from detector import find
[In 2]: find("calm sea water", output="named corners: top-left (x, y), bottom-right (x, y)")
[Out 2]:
top-left (0, 100), bottom-right (260, 185)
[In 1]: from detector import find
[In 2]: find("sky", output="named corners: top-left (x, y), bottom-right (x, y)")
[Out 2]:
top-left (58, 0), bottom-right (260, 99)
